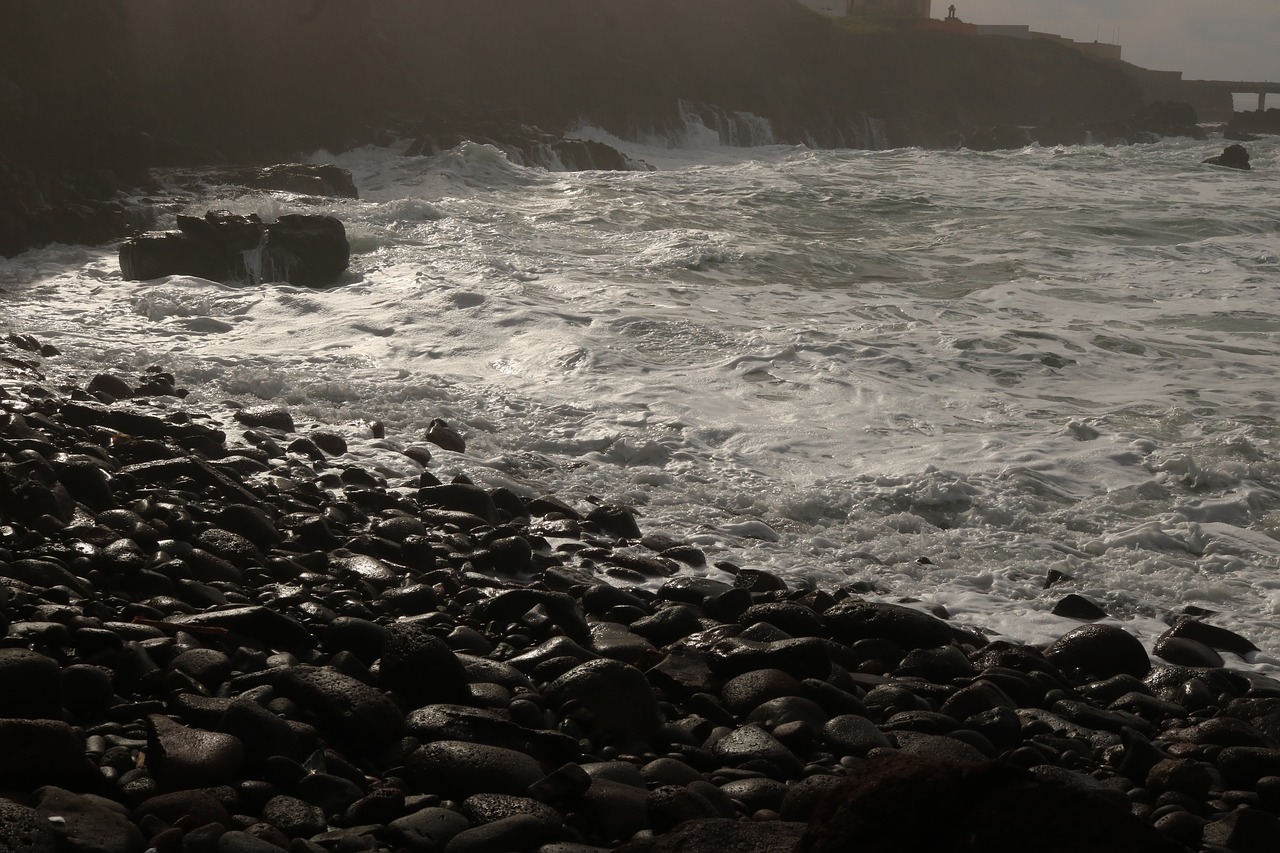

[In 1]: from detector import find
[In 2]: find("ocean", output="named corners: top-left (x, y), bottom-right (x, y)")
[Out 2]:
top-left (3, 129), bottom-right (1279, 674)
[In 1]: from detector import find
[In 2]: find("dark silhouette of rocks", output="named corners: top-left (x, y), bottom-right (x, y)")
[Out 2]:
top-left (2, 0), bottom-right (1153, 257)
top-left (1203, 144), bottom-right (1252, 170)
top-left (1227, 107), bottom-right (1280, 136)
top-left (119, 211), bottom-right (350, 286)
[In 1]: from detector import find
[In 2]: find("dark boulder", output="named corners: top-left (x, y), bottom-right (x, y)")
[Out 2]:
top-left (1045, 624), bottom-right (1150, 683)
top-left (823, 600), bottom-right (953, 650)
top-left (266, 213), bottom-right (351, 287)
top-left (1202, 144), bottom-right (1251, 170)
top-left (545, 659), bottom-right (663, 747)
top-left (797, 753), bottom-right (1181, 853)
top-left (119, 210), bottom-right (349, 286)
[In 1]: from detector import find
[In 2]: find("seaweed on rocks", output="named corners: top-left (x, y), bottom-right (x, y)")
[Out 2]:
top-left (2, 339), bottom-right (1280, 852)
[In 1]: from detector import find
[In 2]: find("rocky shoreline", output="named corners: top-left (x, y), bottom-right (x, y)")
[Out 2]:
top-left (3, 341), bottom-right (1280, 853)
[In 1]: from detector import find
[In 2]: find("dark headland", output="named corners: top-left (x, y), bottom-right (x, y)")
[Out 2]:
top-left (1, 0), bottom-right (1269, 259)
top-left (5, 3), bottom-right (1280, 853)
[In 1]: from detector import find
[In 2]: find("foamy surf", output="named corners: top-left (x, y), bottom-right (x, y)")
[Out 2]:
top-left (3, 134), bottom-right (1280, 673)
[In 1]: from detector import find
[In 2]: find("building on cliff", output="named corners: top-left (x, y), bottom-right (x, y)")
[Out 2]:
top-left (796, 0), bottom-right (932, 20)
top-left (848, 0), bottom-right (931, 16)
top-left (1032, 32), bottom-right (1122, 62)
top-left (796, 0), bottom-right (851, 17)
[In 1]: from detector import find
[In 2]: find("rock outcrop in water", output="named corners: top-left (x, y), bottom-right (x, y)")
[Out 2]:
top-left (3, 338), bottom-right (1280, 852)
top-left (1202, 144), bottom-right (1252, 170)
top-left (119, 210), bottom-right (351, 287)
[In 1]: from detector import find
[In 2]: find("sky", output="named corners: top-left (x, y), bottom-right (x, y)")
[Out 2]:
top-left (948, 0), bottom-right (1280, 82)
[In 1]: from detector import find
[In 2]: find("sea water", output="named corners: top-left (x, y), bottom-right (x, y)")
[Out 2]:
top-left (3, 132), bottom-right (1279, 674)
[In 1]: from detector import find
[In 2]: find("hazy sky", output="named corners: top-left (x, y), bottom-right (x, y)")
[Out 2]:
top-left (951, 0), bottom-right (1279, 82)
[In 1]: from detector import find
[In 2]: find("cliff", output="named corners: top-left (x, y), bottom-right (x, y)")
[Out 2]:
top-left (1, 0), bottom-right (1148, 256)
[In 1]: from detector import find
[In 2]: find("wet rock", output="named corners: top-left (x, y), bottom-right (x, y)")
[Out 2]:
top-left (577, 778), bottom-right (651, 844)
top-left (1153, 635), bottom-right (1223, 668)
top-left (1201, 807), bottom-right (1280, 853)
top-left (170, 605), bottom-right (313, 654)
top-left (0, 648), bottom-right (62, 717)
top-left (380, 622), bottom-right (470, 706)
top-left (120, 212), bottom-right (349, 287)
top-left (461, 793), bottom-right (561, 831)
top-left (1052, 593), bottom-right (1109, 621)
top-left (712, 637), bottom-right (832, 681)
top-left (720, 669), bottom-right (804, 716)
top-left (821, 713), bottom-right (892, 757)
top-left (170, 648), bottom-right (234, 689)
top-left (406, 741), bottom-right (544, 799)
top-left (589, 622), bottom-right (656, 664)
top-left (1045, 624), bottom-right (1151, 683)
top-left (585, 505), bottom-right (642, 540)
top-left (212, 829), bottom-right (286, 852)
top-left (216, 698), bottom-right (304, 765)
top-left (545, 658), bottom-right (662, 746)
top-left (738, 601), bottom-right (824, 637)
top-left (260, 795), bottom-right (326, 839)
top-left (1160, 617), bottom-right (1258, 657)
top-left (896, 645), bottom-right (976, 681)
top-left (718, 777), bottom-right (788, 813)
top-left (444, 814), bottom-right (551, 853)
top-left (32, 786), bottom-right (145, 853)
top-left (0, 719), bottom-right (99, 789)
top-left (480, 535), bottom-right (533, 574)
top-left (1146, 758), bottom-right (1213, 799)
top-left (646, 785), bottom-right (721, 833)
top-left (481, 589), bottom-right (591, 646)
top-left (778, 774), bottom-right (846, 823)
top-left (1217, 747), bottom-right (1280, 788)
top-left (233, 405), bottom-right (295, 432)
top-left (405, 704), bottom-right (579, 766)
top-left (275, 665), bottom-right (405, 748)
top-left (797, 753), bottom-right (1180, 853)
top-left (424, 419), bottom-right (466, 453)
top-left (322, 616), bottom-right (390, 665)
top-left (892, 731), bottom-right (989, 766)
top-left (823, 600), bottom-right (953, 650)
top-left (62, 664), bottom-right (116, 716)
top-left (387, 807), bottom-right (471, 853)
top-left (631, 605), bottom-right (703, 647)
top-left (146, 714), bottom-right (244, 790)
top-left (130, 790), bottom-right (232, 830)
top-left (0, 800), bottom-right (57, 853)
top-left (712, 724), bottom-right (803, 779)
top-left (614, 818), bottom-right (807, 853)
top-left (1202, 144), bottom-right (1251, 170)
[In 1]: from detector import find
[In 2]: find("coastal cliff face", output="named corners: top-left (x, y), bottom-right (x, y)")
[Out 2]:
top-left (1, 0), bottom-right (1147, 255)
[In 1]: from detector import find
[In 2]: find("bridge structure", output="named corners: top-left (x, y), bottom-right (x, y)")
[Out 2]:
top-left (1186, 79), bottom-right (1280, 112)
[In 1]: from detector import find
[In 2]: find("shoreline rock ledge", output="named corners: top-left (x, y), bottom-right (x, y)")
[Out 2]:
top-left (119, 210), bottom-right (351, 287)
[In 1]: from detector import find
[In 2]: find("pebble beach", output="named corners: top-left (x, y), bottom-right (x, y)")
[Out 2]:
top-left (3, 336), bottom-right (1280, 853)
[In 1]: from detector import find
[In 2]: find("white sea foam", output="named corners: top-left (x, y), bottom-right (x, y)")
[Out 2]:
top-left (4, 135), bottom-right (1280, 673)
